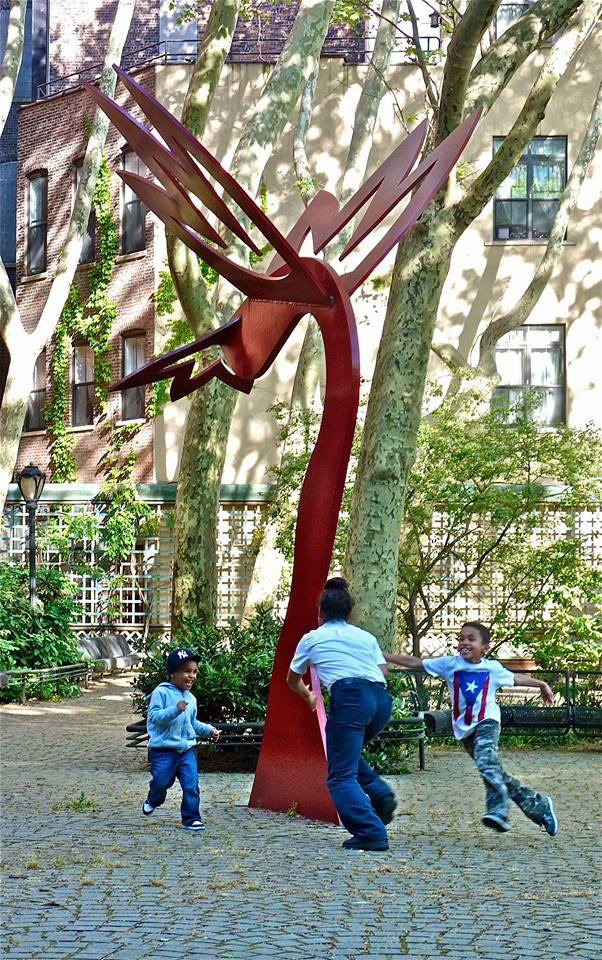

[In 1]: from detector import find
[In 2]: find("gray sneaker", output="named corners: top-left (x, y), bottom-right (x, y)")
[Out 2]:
top-left (540, 796), bottom-right (559, 836)
top-left (482, 813), bottom-right (510, 833)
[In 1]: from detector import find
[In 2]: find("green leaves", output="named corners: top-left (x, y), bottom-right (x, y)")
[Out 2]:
top-left (132, 607), bottom-right (282, 722)
top-left (0, 563), bottom-right (82, 700)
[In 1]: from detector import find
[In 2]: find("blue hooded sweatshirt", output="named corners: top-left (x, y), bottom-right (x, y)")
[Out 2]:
top-left (147, 682), bottom-right (215, 752)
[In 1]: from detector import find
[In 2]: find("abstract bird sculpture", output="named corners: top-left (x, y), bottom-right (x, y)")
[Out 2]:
top-left (86, 67), bottom-right (480, 823)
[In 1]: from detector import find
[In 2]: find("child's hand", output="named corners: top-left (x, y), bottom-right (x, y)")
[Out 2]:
top-left (176, 700), bottom-right (187, 713)
top-left (541, 683), bottom-right (554, 706)
top-left (210, 727), bottom-right (221, 741)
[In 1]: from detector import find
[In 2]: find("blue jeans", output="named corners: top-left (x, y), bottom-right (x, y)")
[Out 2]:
top-left (326, 678), bottom-right (394, 843)
top-left (147, 747), bottom-right (201, 826)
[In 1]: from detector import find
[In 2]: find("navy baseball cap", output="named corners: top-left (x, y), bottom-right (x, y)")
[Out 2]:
top-left (166, 648), bottom-right (200, 675)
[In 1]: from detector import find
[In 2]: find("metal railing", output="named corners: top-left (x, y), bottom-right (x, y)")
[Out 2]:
top-left (37, 33), bottom-right (440, 100)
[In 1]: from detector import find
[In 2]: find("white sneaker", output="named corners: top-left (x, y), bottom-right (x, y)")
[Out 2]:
top-left (182, 819), bottom-right (205, 831)
top-left (142, 800), bottom-right (154, 816)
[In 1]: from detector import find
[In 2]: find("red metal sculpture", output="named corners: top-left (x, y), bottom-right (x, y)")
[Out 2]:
top-left (85, 68), bottom-right (480, 824)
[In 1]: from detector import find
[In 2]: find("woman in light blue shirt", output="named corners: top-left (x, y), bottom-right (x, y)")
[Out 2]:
top-left (287, 577), bottom-right (396, 851)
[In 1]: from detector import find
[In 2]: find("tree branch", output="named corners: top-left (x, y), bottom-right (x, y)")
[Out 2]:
top-left (0, 0), bottom-right (26, 138)
top-left (455, 0), bottom-right (601, 233)
top-left (406, 0), bottom-right (438, 110)
top-left (465, 0), bottom-right (584, 116)
top-left (166, 0), bottom-right (241, 338)
top-left (293, 66), bottom-right (319, 206)
top-left (434, 0), bottom-right (501, 146)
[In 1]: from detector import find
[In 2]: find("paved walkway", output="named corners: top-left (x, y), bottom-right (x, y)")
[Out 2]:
top-left (1, 677), bottom-right (600, 960)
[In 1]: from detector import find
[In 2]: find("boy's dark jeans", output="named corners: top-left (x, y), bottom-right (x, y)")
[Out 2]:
top-left (325, 678), bottom-right (394, 843)
top-left (147, 746), bottom-right (201, 826)
top-left (463, 719), bottom-right (548, 825)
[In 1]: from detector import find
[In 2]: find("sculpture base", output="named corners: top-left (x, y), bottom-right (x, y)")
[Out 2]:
top-left (248, 671), bottom-right (339, 825)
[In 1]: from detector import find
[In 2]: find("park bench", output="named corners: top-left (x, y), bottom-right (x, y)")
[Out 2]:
top-left (0, 662), bottom-right (93, 704)
top-left (77, 634), bottom-right (140, 674)
top-left (412, 670), bottom-right (602, 739)
top-left (125, 714), bottom-right (427, 769)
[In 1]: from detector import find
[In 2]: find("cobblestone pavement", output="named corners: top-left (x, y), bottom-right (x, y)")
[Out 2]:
top-left (1, 677), bottom-right (600, 960)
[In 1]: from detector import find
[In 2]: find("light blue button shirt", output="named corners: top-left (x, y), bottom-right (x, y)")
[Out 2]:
top-left (290, 620), bottom-right (387, 691)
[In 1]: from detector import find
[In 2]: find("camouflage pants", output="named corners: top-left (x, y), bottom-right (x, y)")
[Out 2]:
top-left (463, 719), bottom-right (549, 825)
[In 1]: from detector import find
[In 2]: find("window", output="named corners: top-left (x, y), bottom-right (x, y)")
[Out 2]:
top-left (122, 151), bottom-right (147, 254)
top-left (74, 162), bottom-right (96, 264)
top-left (27, 173), bottom-right (47, 274)
top-left (72, 344), bottom-right (95, 426)
top-left (121, 334), bottom-right (146, 420)
top-left (492, 326), bottom-right (565, 427)
top-left (24, 351), bottom-right (46, 432)
top-left (493, 137), bottom-right (566, 241)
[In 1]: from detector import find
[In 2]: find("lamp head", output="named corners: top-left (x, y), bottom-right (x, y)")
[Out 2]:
top-left (17, 463), bottom-right (46, 505)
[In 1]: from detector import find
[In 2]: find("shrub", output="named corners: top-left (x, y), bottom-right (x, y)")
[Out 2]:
top-left (132, 607), bottom-right (282, 722)
top-left (0, 562), bottom-right (84, 702)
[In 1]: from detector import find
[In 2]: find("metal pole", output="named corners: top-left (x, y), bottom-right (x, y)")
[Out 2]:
top-left (27, 503), bottom-right (37, 607)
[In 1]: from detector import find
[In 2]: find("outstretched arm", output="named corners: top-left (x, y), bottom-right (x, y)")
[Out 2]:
top-left (287, 669), bottom-right (317, 711)
top-left (513, 673), bottom-right (554, 705)
top-left (384, 653), bottom-right (426, 671)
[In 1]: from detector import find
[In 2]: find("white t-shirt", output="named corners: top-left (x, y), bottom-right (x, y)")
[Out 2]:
top-left (422, 656), bottom-right (515, 740)
top-left (290, 620), bottom-right (387, 692)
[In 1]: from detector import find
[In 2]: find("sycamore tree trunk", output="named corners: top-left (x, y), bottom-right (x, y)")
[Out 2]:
top-left (169, 0), bottom-right (336, 631)
top-left (0, 0), bottom-right (26, 137)
top-left (345, 0), bottom-right (601, 649)
top-left (242, 0), bottom-right (402, 619)
top-left (0, 0), bottom-right (136, 515)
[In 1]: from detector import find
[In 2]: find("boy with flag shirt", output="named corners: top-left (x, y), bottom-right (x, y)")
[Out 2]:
top-left (385, 621), bottom-right (559, 836)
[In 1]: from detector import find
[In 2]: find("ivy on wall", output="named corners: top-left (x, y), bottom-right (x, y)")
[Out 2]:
top-left (43, 149), bottom-right (157, 624)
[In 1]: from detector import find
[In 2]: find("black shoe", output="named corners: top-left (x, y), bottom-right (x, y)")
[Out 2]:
top-left (374, 794), bottom-right (397, 826)
top-left (342, 837), bottom-right (389, 851)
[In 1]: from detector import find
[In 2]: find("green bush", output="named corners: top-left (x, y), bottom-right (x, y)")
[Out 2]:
top-left (0, 562), bottom-right (84, 702)
top-left (132, 607), bottom-right (282, 722)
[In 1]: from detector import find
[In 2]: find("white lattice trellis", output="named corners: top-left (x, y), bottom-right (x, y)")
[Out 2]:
top-left (1, 497), bottom-right (266, 634)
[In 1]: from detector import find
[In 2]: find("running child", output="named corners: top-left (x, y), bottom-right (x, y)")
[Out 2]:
top-left (142, 647), bottom-right (220, 831)
top-left (385, 622), bottom-right (559, 835)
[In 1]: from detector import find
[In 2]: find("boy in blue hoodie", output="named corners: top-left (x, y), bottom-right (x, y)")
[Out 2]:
top-left (142, 648), bottom-right (220, 831)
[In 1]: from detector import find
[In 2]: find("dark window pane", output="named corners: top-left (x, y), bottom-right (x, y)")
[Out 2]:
top-left (73, 383), bottom-right (94, 426)
top-left (27, 222), bottom-right (46, 272)
top-left (122, 335), bottom-right (145, 420)
top-left (122, 386), bottom-right (145, 421)
top-left (123, 201), bottom-right (145, 253)
top-left (27, 174), bottom-right (47, 273)
top-left (494, 199), bottom-right (527, 240)
top-left (122, 152), bottom-right (147, 254)
top-left (532, 199), bottom-right (559, 239)
top-left (24, 389), bottom-right (45, 431)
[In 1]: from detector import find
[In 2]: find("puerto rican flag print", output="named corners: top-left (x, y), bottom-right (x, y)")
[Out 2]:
top-left (452, 671), bottom-right (490, 726)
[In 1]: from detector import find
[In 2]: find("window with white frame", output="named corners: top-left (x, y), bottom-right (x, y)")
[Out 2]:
top-left (122, 151), bottom-right (147, 254)
top-left (24, 350), bottom-right (46, 432)
top-left (121, 333), bottom-right (146, 421)
top-left (27, 172), bottom-right (47, 274)
top-left (492, 325), bottom-right (565, 426)
top-left (493, 137), bottom-right (566, 241)
top-left (74, 161), bottom-right (96, 264)
top-left (72, 343), bottom-right (95, 426)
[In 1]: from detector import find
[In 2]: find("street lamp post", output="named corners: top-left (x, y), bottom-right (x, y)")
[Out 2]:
top-left (17, 463), bottom-right (46, 607)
